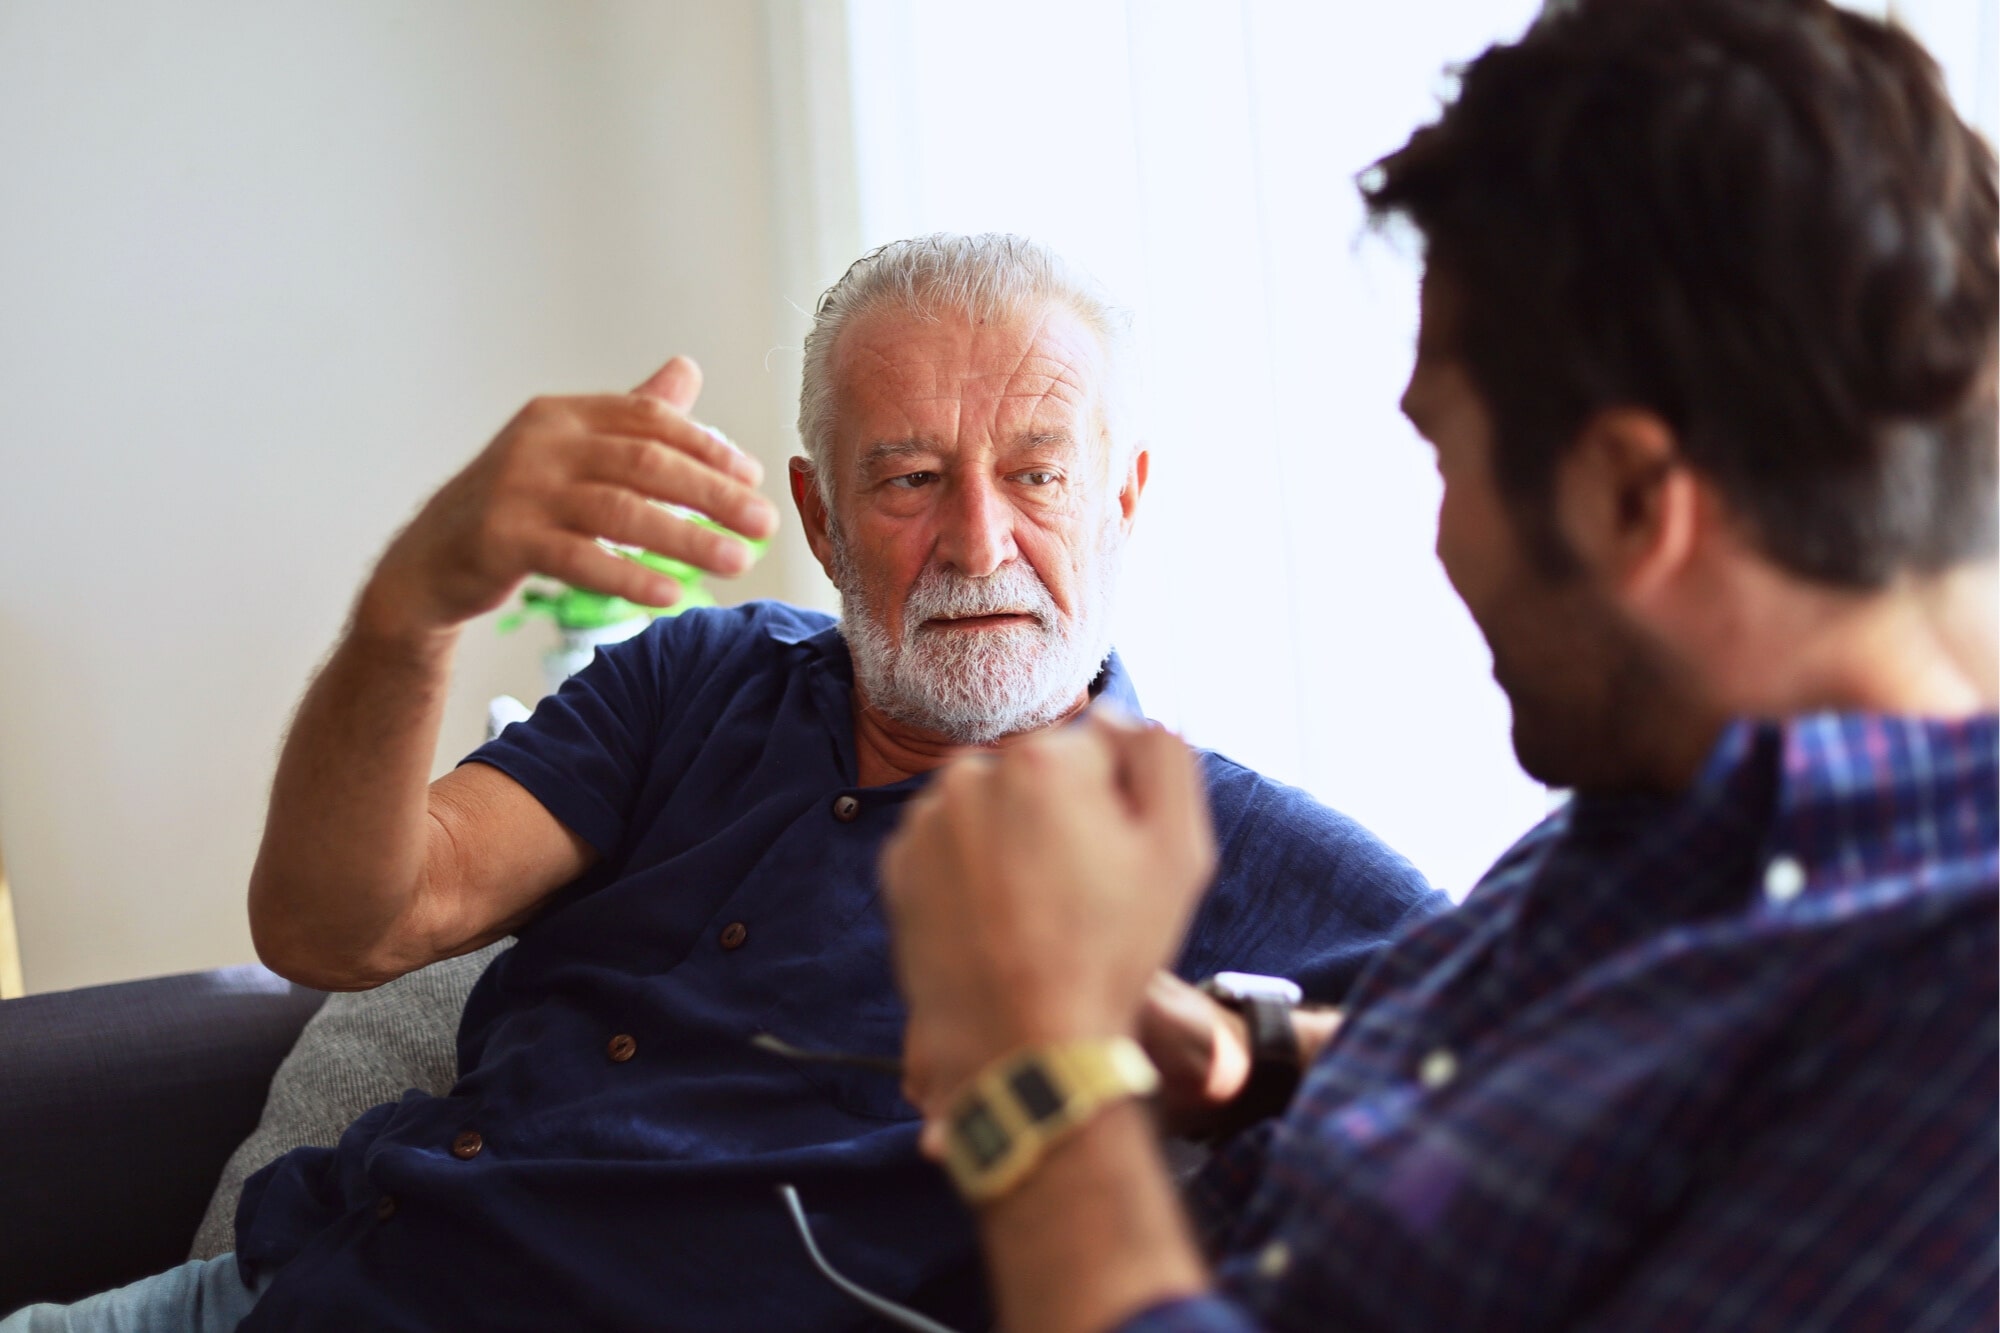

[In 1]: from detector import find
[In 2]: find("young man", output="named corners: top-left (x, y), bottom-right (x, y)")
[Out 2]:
top-left (880, 4), bottom-right (1998, 1330)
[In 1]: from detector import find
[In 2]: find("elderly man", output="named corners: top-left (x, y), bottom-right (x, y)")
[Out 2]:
top-left (2, 236), bottom-right (1437, 1332)
top-left (881, 4), bottom-right (1998, 1331)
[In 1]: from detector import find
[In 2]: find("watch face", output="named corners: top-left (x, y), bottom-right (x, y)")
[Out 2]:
top-left (954, 1099), bottom-right (1011, 1170)
top-left (1205, 971), bottom-right (1304, 1005)
top-left (1007, 1063), bottom-right (1066, 1126)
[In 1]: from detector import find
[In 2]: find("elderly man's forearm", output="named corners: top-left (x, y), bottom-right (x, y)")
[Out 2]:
top-left (247, 600), bottom-right (460, 990)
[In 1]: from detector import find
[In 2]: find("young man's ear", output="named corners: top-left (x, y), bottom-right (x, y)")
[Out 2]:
top-left (1556, 408), bottom-right (1698, 604)
top-left (790, 459), bottom-right (838, 580)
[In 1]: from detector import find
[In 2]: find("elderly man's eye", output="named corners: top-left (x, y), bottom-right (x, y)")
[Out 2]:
top-left (888, 472), bottom-right (937, 489)
top-left (1015, 470), bottom-right (1059, 486)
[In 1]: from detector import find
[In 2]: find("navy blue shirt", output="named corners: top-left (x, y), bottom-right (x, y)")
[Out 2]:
top-left (235, 602), bottom-right (1441, 1332)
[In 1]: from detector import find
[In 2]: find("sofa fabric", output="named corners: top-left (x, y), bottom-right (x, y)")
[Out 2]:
top-left (0, 967), bottom-right (326, 1311)
top-left (188, 940), bottom-right (510, 1260)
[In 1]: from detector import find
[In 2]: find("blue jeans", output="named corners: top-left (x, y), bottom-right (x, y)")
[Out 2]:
top-left (0, 1256), bottom-right (268, 1333)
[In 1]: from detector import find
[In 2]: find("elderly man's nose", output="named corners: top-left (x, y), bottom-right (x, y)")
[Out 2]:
top-left (937, 479), bottom-right (1017, 577)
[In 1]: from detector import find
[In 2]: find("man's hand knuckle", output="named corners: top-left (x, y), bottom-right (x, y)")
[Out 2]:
top-left (619, 435), bottom-right (659, 477)
top-left (1012, 736), bottom-right (1064, 772)
top-left (480, 507), bottom-right (525, 557)
top-left (702, 472), bottom-right (737, 517)
top-left (519, 532), bottom-right (563, 572)
top-left (633, 392), bottom-right (675, 424)
top-left (597, 487), bottom-right (643, 534)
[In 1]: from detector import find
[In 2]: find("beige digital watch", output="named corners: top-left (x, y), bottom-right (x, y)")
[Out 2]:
top-left (938, 1037), bottom-right (1161, 1203)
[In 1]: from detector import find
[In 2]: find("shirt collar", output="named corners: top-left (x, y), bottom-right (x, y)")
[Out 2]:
top-left (1762, 711), bottom-right (1998, 897)
top-left (1568, 711), bottom-right (1999, 906)
top-left (1519, 710), bottom-right (1996, 953)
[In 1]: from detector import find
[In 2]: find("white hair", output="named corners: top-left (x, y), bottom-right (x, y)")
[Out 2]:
top-left (796, 232), bottom-right (1133, 505)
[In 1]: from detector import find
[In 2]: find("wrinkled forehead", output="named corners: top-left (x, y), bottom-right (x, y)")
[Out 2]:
top-left (826, 301), bottom-right (1113, 456)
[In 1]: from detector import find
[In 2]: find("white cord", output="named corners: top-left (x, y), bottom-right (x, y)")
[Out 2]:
top-left (777, 1184), bottom-right (965, 1333)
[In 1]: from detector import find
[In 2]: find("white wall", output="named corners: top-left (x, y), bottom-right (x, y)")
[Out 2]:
top-left (0, 3), bottom-right (811, 993)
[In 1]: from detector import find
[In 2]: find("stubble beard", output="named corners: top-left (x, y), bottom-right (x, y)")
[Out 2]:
top-left (1491, 580), bottom-right (1679, 793)
top-left (830, 517), bottom-right (1123, 746)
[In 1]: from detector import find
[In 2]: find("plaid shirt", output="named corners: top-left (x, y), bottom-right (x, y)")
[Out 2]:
top-left (1123, 714), bottom-right (1997, 1333)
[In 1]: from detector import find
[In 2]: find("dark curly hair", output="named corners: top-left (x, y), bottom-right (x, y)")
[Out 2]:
top-left (1364, 0), bottom-right (1998, 586)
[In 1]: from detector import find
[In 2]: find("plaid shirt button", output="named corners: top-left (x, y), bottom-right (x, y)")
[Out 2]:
top-left (1764, 855), bottom-right (1807, 904)
top-left (1419, 1047), bottom-right (1458, 1089)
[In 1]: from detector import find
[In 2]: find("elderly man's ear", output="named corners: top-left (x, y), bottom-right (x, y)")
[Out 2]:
top-left (790, 458), bottom-right (838, 581)
top-left (1118, 447), bottom-right (1151, 532)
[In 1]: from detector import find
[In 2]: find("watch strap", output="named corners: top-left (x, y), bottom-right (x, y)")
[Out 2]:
top-left (940, 1036), bottom-right (1160, 1203)
top-left (1207, 994), bottom-right (1302, 1141)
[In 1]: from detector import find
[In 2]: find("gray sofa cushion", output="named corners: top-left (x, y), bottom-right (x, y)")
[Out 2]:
top-left (189, 940), bottom-right (511, 1260)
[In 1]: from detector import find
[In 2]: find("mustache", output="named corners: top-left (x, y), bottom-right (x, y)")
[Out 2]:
top-left (901, 563), bottom-right (1057, 631)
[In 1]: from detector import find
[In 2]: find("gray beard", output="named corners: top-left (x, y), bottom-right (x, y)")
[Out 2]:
top-left (830, 522), bottom-right (1121, 746)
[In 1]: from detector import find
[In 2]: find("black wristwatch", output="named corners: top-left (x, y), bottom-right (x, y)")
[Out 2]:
top-left (1197, 972), bottom-right (1304, 1141)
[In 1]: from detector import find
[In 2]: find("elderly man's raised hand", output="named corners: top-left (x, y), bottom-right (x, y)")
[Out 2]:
top-left (880, 712), bottom-right (1219, 1136)
top-left (357, 356), bottom-right (779, 643)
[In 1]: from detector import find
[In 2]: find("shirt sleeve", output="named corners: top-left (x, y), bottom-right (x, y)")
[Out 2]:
top-left (1182, 1121), bottom-right (1279, 1258)
top-left (1114, 1295), bottom-right (1268, 1333)
top-left (460, 625), bottom-right (673, 857)
top-left (1179, 756), bottom-right (1447, 1004)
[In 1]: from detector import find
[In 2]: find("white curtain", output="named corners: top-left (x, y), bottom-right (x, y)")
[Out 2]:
top-left (826, 0), bottom-right (1996, 898)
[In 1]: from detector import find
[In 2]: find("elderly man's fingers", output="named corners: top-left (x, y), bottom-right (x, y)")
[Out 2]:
top-left (632, 355), bottom-right (703, 412)
top-left (574, 435), bottom-right (778, 542)
top-left (526, 533), bottom-right (683, 608)
top-left (587, 395), bottom-right (765, 488)
top-left (556, 483), bottom-right (760, 578)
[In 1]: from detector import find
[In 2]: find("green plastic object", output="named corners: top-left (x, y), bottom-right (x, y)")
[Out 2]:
top-left (499, 512), bottom-right (768, 633)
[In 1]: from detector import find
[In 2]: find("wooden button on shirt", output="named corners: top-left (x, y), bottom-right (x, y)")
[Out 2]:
top-left (719, 921), bottom-right (748, 950)
top-left (607, 1034), bottom-right (638, 1063)
top-left (451, 1131), bottom-right (483, 1160)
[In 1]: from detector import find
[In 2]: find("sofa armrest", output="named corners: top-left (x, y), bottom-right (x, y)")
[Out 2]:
top-left (0, 966), bottom-right (326, 1310)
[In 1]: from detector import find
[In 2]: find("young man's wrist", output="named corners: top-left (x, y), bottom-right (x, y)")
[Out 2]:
top-left (933, 1035), bottom-right (1161, 1204)
top-left (975, 1099), bottom-right (1212, 1333)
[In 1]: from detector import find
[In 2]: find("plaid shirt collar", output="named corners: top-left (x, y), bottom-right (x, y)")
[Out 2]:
top-left (1529, 711), bottom-right (1998, 938)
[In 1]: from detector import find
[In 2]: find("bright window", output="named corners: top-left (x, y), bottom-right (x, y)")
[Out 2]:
top-left (836, 0), bottom-right (1995, 897)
